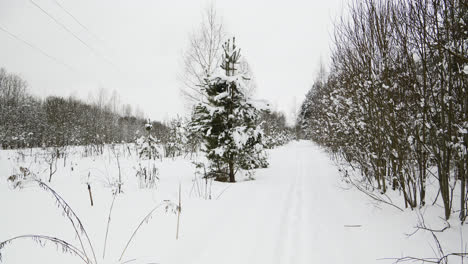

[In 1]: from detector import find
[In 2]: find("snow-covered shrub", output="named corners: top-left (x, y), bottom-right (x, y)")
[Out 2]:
top-left (260, 110), bottom-right (294, 149)
top-left (185, 120), bottom-right (203, 158)
top-left (163, 117), bottom-right (187, 158)
top-left (264, 130), bottom-right (294, 149)
top-left (135, 162), bottom-right (159, 189)
top-left (7, 167), bottom-right (35, 189)
top-left (190, 161), bottom-right (213, 199)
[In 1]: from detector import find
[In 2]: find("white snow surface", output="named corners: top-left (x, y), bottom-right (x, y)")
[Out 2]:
top-left (0, 141), bottom-right (465, 264)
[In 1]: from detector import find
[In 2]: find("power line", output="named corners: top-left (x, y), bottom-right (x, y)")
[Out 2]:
top-left (52, 0), bottom-right (104, 43)
top-left (29, 0), bottom-right (120, 71)
top-left (0, 23), bottom-right (77, 72)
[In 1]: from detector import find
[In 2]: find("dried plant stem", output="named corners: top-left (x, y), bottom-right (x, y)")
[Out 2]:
top-left (216, 185), bottom-right (232, 200)
top-left (0, 235), bottom-right (89, 264)
top-left (36, 180), bottom-right (98, 264)
top-left (176, 183), bottom-right (181, 240)
top-left (119, 202), bottom-right (167, 261)
top-left (102, 193), bottom-right (117, 259)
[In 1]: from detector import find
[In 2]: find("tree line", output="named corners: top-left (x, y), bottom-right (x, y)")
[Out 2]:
top-left (298, 0), bottom-right (467, 220)
top-left (0, 67), bottom-right (169, 150)
top-left (0, 65), bottom-right (293, 157)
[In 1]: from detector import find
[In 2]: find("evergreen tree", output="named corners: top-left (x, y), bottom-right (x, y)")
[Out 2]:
top-left (190, 37), bottom-right (267, 182)
top-left (135, 121), bottom-right (161, 188)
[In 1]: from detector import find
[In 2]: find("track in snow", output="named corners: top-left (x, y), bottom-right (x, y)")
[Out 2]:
top-left (171, 141), bottom-right (390, 264)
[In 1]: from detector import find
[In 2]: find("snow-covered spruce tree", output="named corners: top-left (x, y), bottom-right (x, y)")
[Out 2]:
top-left (190, 37), bottom-right (268, 182)
top-left (135, 121), bottom-right (161, 188)
top-left (136, 122), bottom-right (162, 160)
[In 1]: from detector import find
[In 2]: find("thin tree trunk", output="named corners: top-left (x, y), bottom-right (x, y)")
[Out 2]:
top-left (228, 160), bottom-right (235, 183)
top-left (459, 160), bottom-right (466, 222)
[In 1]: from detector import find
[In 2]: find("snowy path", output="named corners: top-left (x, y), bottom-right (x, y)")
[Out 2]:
top-left (165, 141), bottom-right (411, 264)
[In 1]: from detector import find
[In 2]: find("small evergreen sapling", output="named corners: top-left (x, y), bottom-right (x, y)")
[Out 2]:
top-left (135, 121), bottom-right (161, 188)
top-left (137, 122), bottom-right (161, 160)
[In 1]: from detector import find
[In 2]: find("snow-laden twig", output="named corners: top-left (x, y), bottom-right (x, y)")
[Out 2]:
top-left (334, 163), bottom-right (404, 212)
top-left (216, 185), bottom-right (232, 200)
top-left (36, 180), bottom-right (98, 264)
top-left (0, 235), bottom-right (89, 264)
top-left (346, 175), bottom-right (404, 212)
top-left (380, 253), bottom-right (468, 263)
top-left (383, 210), bottom-right (467, 264)
top-left (406, 210), bottom-right (450, 237)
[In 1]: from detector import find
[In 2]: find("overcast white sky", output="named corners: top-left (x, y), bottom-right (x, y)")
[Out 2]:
top-left (0, 0), bottom-right (345, 124)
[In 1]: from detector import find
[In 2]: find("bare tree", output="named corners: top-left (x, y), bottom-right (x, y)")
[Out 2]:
top-left (179, 4), bottom-right (259, 109)
top-left (237, 59), bottom-right (257, 98)
top-left (179, 3), bottom-right (225, 108)
top-left (299, 0), bottom-right (467, 220)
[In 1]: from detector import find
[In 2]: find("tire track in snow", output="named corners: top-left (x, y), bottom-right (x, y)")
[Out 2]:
top-left (286, 155), bottom-right (304, 264)
top-left (274, 170), bottom-right (297, 264)
top-left (291, 150), bottom-right (306, 263)
top-left (186, 142), bottom-right (339, 264)
top-left (275, 148), bottom-right (304, 264)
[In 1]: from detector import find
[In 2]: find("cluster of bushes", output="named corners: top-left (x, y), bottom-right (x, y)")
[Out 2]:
top-left (298, 0), bottom-right (467, 220)
top-left (260, 110), bottom-right (295, 149)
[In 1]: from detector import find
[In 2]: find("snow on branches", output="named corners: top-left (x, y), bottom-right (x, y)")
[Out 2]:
top-left (189, 37), bottom-right (268, 182)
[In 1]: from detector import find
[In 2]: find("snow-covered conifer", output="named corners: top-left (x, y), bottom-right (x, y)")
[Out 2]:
top-left (190, 37), bottom-right (268, 182)
top-left (135, 120), bottom-right (161, 188)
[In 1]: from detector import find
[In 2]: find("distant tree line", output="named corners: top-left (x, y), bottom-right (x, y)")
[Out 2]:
top-left (0, 67), bottom-right (169, 149)
top-left (260, 110), bottom-right (295, 149)
top-left (298, 0), bottom-right (467, 220)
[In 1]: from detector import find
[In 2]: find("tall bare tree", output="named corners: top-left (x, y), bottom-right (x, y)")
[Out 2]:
top-left (179, 4), bottom-right (225, 107)
top-left (179, 4), bottom-right (259, 109)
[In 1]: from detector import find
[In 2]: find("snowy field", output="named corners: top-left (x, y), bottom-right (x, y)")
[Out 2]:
top-left (0, 141), bottom-right (466, 264)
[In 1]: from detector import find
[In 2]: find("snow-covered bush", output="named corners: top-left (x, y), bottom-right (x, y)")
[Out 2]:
top-left (163, 117), bottom-right (187, 158)
top-left (190, 161), bottom-right (213, 199)
top-left (135, 162), bottom-right (158, 189)
top-left (185, 118), bottom-right (203, 158)
top-left (7, 167), bottom-right (35, 189)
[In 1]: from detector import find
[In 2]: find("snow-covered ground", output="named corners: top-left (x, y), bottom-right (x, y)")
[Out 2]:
top-left (0, 141), bottom-right (466, 264)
